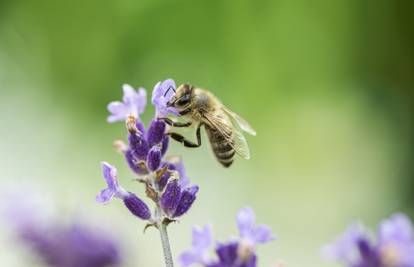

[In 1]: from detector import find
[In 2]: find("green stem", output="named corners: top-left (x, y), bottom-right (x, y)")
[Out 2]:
top-left (158, 221), bottom-right (174, 267)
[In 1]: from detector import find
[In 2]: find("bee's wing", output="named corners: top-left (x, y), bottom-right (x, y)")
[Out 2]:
top-left (221, 106), bottom-right (257, 136)
top-left (203, 113), bottom-right (251, 160)
top-left (232, 128), bottom-right (251, 159)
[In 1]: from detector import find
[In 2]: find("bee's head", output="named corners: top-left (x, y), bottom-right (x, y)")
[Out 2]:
top-left (166, 83), bottom-right (193, 111)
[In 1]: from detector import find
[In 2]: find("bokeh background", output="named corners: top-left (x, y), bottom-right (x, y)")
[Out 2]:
top-left (0, 0), bottom-right (413, 266)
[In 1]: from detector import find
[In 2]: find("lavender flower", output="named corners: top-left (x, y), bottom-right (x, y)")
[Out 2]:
top-left (322, 213), bottom-right (414, 267)
top-left (179, 207), bottom-right (275, 267)
top-left (107, 84), bottom-right (147, 123)
top-left (99, 79), bottom-right (204, 267)
top-left (99, 79), bottom-right (199, 224)
top-left (97, 162), bottom-right (151, 220)
top-left (179, 225), bottom-right (214, 266)
top-left (237, 207), bottom-right (276, 246)
top-left (2, 192), bottom-right (121, 267)
top-left (377, 214), bottom-right (414, 267)
top-left (152, 79), bottom-right (180, 117)
top-left (21, 223), bottom-right (121, 267)
top-left (96, 162), bottom-right (129, 203)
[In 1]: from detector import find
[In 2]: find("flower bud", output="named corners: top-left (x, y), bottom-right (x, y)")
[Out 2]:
top-left (128, 133), bottom-right (149, 160)
top-left (147, 146), bottom-right (162, 171)
top-left (147, 120), bottom-right (166, 147)
top-left (160, 180), bottom-right (182, 216)
top-left (123, 193), bottom-right (151, 220)
top-left (173, 185), bottom-right (199, 217)
top-left (124, 150), bottom-right (147, 174)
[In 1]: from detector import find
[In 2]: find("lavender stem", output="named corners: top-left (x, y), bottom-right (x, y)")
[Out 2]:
top-left (158, 221), bottom-right (174, 267)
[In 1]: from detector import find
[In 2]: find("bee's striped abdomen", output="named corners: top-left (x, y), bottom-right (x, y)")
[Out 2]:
top-left (205, 125), bottom-right (235, 168)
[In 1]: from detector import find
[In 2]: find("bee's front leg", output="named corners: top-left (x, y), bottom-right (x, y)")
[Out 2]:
top-left (159, 117), bottom-right (192, 128)
top-left (167, 123), bottom-right (202, 148)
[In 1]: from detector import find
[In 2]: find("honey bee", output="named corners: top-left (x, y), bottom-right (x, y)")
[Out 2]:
top-left (162, 84), bottom-right (256, 167)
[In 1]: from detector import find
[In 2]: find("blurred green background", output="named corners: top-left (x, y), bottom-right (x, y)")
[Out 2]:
top-left (0, 0), bottom-right (413, 266)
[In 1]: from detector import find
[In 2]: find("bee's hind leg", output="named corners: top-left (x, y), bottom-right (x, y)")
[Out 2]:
top-left (167, 123), bottom-right (202, 148)
top-left (159, 118), bottom-right (192, 128)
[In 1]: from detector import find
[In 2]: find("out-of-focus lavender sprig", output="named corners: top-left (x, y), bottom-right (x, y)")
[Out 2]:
top-left (97, 80), bottom-right (200, 267)
top-left (179, 207), bottom-right (275, 267)
top-left (2, 191), bottom-right (121, 267)
top-left (322, 213), bottom-right (414, 267)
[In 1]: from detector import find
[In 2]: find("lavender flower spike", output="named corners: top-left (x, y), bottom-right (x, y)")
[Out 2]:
top-left (107, 84), bottom-right (147, 123)
top-left (152, 79), bottom-right (179, 117)
top-left (96, 162), bottom-right (128, 203)
top-left (321, 223), bottom-right (369, 266)
top-left (322, 213), bottom-right (414, 267)
top-left (179, 225), bottom-right (214, 267)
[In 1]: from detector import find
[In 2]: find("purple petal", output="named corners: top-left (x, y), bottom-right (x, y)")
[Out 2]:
top-left (123, 193), bottom-right (151, 220)
top-left (192, 224), bottom-right (213, 249)
top-left (107, 84), bottom-right (147, 123)
top-left (252, 224), bottom-right (275, 244)
top-left (101, 162), bottom-right (118, 190)
top-left (97, 162), bottom-right (128, 204)
top-left (377, 214), bottom-right (414, 267)
top-left (122, 84), bottom-right (137, 102)
top-left (378, 213), bottom-right (414, 243)
top-left (96, 188), bottom-right (115, 204)
top-left (237, 207), bottom-right (256, 239)
top-left (160, 180), bottom-right (182, 216)
top-left (178, 225), bottom-right (214, 267)
top-left (173, 185), bottom-right (199, 217)
top-left (321, 223), bottom-right (368, 265)
top-left (179, 250), bottom-right (201, 267)
top-left (122, 84), bottom-right (147, 114)
top-left (151, 79), bottom-right (179, 117)
top-left (136, 88), bottom-right (147, 114)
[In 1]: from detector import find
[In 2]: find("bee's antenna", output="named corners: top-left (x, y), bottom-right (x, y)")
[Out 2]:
top-left (164, 86), bottom-right (176, 97)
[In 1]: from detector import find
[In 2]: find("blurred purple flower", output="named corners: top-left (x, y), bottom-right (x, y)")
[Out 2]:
top-left (21, 223), bottom-right (121, 267)
top-left (179, 225), bottom-right (214, 267)
top-left (322, 213), bottom-right (414, 267)
top-left (322, 223), bottom-right (371, 267)
top-left (237, 207), bottom-right (275, 246)
top-left (107, 84), bottom-right (147, 123)
top-left (2, 191), bottom-right (122, 267)
top-left (377, 214), bottom-right (414, 267)
top-left (179, 207), bottom-right (275, 267)
top-left (152, 79), bottom-right (179, 117)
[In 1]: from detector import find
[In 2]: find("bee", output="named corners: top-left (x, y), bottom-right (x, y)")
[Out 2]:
top-left (161, 84), bottom-right (256, 167)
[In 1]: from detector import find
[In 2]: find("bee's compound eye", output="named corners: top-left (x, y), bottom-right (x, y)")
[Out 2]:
top-left (176, 94), bottom-right (190, 107)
